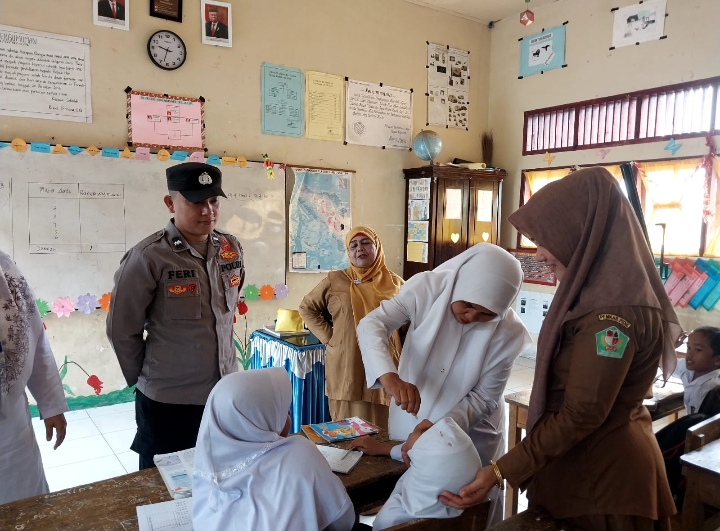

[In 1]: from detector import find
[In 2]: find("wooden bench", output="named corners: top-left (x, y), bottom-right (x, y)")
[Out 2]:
top-left (384, 500), bottom-right (490, 531)
top-left (681, 413), bottom-right (720, 531)
top-left (487, 507), bottom-right (580, 530)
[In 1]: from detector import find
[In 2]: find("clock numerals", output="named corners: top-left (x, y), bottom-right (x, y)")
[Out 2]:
top-left (148, 31), bottom-right (186, 70)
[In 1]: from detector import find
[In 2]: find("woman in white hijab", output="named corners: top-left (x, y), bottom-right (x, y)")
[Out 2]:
top-left (372, 417), bottom-right (482, 530)
top-left (350, 244), bottom-right (531, 525)
top-left (192, 367), bottom-right (355, 531)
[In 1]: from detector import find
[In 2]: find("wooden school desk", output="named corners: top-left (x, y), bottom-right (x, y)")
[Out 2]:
top-left (0, 433), bottom-right (407, 531)
top-left (503, 384), bottom-right (686, 518)
top-left (487, 507), bottom-right (580, 530)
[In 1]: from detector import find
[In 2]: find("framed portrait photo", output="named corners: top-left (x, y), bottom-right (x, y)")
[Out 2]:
top-left (201, 0), bottom-right (232, 48)
top-left (93, 0), bottom-right (129, 30)
top-left (150, 0), bottom-right (183, 23)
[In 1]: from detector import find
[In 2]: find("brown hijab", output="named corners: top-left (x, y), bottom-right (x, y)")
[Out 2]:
top-left (509, 167), bottom-right (682, 431)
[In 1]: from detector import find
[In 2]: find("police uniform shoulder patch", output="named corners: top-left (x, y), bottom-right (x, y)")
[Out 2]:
top-left (598, 313), bottom-right (631, 328)
top-left (596, 326), bottom-right (630, 358)
top-left (134, 229), bottom-right (166, 250)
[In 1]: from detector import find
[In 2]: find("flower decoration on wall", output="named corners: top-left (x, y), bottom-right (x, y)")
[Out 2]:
top-left (259, 285), bottom-right (275, 300)
top-left (86, 375), bottom-right (104, 395)
top-left (262, 154), bottom-right (275, 179)
top-left (274, 284), bottom-right (289, 299)
top-left (99, 292), bottom-right (112, 312)
top-left (52, 297), bottom-right (75, 318)
top-left (243, 284), bottom-right (259, 301)
top-left (77, 293), bottom-right (98, 315)
top-left (36, 299), bottom-right (51, 318)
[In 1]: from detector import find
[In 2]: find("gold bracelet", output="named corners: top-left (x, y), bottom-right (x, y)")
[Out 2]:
top-left (489, 461), bottom-right (505, 491)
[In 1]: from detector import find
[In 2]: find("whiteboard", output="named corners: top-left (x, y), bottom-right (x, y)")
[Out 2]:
top-left (0, 149), bottom-right (285, 302)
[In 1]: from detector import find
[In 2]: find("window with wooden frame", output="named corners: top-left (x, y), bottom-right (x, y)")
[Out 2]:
top-left (517, 158), bottom-right (720, 258)
top-left (523, 77), bottom-right (719, 155)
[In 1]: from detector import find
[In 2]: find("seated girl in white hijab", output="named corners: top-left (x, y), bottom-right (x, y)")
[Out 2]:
top-left (372, 417), bottom-right (482, 530)
top-left (192, 368), bottom-right (355, 531)
top-left (350, 244), bottom-right (531, 525)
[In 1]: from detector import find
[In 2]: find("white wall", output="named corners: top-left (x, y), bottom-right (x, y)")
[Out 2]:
top-left (487, 0), bottom-right (720, 334)
top-left (1, 0), bottom-right (490, 397)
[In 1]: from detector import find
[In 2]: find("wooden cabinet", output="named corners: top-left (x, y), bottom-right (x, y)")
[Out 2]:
top-left (402, 165), bottom-right (506, 279)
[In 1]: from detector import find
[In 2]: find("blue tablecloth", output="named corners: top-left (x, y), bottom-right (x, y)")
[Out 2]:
top-left (249, 331), bottom-right (331, 433)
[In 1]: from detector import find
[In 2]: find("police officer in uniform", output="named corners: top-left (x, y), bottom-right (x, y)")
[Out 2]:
top-left (107, 162), bottom-right (244, 469)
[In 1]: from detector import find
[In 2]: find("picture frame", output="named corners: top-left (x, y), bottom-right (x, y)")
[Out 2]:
top-left (149, 0), bottom-right (183, 23)
top-left (93, 0), bottom-right (129, 31)
top-left (201, 0), bottom-right (232, 48)
top-left (507, 248), bottom-right (557, 286)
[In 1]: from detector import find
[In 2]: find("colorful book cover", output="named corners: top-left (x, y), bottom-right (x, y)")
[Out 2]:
top-left (309, 417), bottom-right (379, 442)
top-left (691, 259), bottom-right (720, 309)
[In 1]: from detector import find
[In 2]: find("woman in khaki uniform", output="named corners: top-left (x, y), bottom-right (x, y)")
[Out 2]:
top-left (299, 226), bottom-right (403, 430)
top-left (440, 168), bottom-right (682, 530)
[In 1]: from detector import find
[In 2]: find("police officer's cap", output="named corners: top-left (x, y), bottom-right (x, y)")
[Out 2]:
top-left (166, 162), bottom-right (227, 203)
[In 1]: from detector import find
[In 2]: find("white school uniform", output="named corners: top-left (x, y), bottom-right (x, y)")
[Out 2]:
top-left (673, 358), bottom-right (720, 414)
top-left (192, 368), bottom-right (354, 531)
top-left (357, 244), bottom-right (532, 526)
top-left (373, 418), bottom-right (483, 530)
top-left (0, 251), bottom-right (68, 505)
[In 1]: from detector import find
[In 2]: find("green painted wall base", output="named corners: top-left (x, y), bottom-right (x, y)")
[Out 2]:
top-left (30, 386), bottom-right (135, 418)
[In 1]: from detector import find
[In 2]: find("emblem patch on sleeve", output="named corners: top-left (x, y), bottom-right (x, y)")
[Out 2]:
top-left (229, 273), bottom-right (241, 287)
top-left (596, 326), bottom-right (630, 358)
top-left (220, 250), bottom-right (239, 260)
top-left (168, 285), bottom-right (187, 295)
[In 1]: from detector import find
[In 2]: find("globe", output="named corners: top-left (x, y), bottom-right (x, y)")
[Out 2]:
top-left (412, 130), bottom-right (443, 162)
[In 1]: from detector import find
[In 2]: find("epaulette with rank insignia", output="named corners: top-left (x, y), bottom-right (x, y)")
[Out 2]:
top-left (134, 230), bottom-right (166, 250)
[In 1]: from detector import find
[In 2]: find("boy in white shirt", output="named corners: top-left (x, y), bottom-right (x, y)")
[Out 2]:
top-left (673, 326), bottom-right (720, 414)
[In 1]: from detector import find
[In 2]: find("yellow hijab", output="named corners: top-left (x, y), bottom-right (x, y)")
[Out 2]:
top-left (342, 226), bottom-right (404, 326)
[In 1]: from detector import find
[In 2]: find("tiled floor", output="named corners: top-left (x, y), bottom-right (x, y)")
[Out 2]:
top-left (33, 401), bottom-right (139, 492)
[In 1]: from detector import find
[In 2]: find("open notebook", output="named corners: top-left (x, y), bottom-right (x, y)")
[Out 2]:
top-left (316, 445), bottom-right (363, 474)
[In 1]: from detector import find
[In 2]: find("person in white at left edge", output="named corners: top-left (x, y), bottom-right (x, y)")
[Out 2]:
top-left (350, 244), bottom-right (532, 525)
top-left (192, 368), bottom-right (354, 531)
top-left (0, 250), bottom-right (68, 504)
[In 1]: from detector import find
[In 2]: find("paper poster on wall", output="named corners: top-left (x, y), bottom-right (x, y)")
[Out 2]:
top-left (408, 178), bottom-right (431, 200)
top-left (516, 290), bottom-right (554, 334)
top-left (407, 221), bottom-right (429, 242)
top-left (519, 25), bottom-right (566, 78)
top-left (262, 63), bottom-right (304, 137)
top-left (345, 80), bottom-right (412, 149)
top-left (305, 71), bottom-right (344, 142)
top-left (427, 42), bottom-right (470, 128)
top-left (476, 190), bottom-right (493, 222)
top-left (427, 86), bottom-right (447, 126)
top-left (427, 43), bottom-right (449, 87)
top-left (508, 249), bottom-right (557, 286)
top-left (447, 88), bottom-right (469, 129)
top-left (445, 188), bottom-right (462, 220)
top-left (611, 0), bottom-right (666, 49)
top-left (448, 48), bottom-right (470, 93)
top-left (128, 91), bottom-right (205, 150)
top-left (0, 25), bottom-right (92, 123)
top-left (408, 200), bottom-right (430, 221)
top-left (407, 242), bottom-right (428, 263)
top-left (289, 168), bottom-right (352, 272)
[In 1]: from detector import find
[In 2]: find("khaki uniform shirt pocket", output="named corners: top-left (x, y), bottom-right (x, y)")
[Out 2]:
top-left (164, 279), bottom-right (201, 320)
top-left (221, 270), bottom-right (241, 312)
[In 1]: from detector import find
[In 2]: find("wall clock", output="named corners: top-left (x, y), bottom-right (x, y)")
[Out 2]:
top-left (147, 30), bottom-right (186, 70)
